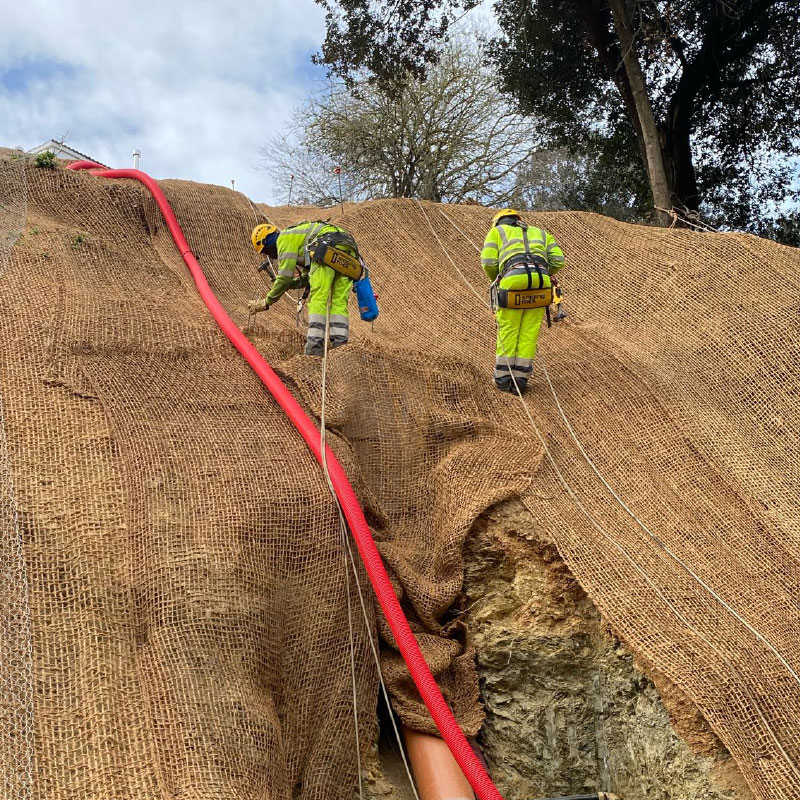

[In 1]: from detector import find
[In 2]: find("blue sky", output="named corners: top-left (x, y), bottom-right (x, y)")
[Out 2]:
top-left (0, 0), bottom-right (330, 202)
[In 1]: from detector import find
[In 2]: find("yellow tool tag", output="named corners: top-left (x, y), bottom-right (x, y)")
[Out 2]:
top-left (319, 246), bottom-right (362, 280)
top-left (503, 287), bottom-right (553, 309)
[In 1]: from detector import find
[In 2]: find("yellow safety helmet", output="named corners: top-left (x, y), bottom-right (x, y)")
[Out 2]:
top-left (492, 208), bottom-right (522, 226)
top-left (251, 223), bottom-right (279, 253)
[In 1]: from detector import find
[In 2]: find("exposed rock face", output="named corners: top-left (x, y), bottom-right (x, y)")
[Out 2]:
top-left (462, 500), bottom-right (752, 800)
top-left (367, 498), bottom-right (753, 800)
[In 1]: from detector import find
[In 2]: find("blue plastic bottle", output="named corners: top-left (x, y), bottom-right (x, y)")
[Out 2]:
top-left (353, 266), bottom-right (379, 322)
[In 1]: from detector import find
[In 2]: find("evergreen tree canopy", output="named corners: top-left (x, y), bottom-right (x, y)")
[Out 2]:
top-left (313, 0), bottom-right (800, 239)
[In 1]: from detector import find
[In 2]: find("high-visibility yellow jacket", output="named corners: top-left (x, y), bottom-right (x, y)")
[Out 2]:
top-left (265, 221), bottom-right (346, 305)
top-left (481, 222), bottom-right (565, 282)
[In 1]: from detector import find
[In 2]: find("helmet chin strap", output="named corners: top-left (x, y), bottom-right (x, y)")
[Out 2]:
top-left (495, 215), bottom-right (521, 227)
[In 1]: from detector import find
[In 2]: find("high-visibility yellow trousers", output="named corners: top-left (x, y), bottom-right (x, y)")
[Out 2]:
top-left (305, 262), bottom-right (353, 356)
top-left (494, 270), bottom-right (551, 393)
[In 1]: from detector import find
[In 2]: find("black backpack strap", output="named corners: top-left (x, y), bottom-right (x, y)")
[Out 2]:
top-left (313, 230), bottom-right (359, 257)
top-left (521, 224), bottom-right (530, 255)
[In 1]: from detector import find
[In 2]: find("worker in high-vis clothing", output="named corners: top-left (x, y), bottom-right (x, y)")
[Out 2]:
top-left (481, 208), bottom-right (565, 394)
top-left (248, 221), bottom-right (363, 355)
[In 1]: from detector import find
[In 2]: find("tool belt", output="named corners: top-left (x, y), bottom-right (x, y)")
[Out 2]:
top-left (308, 231), bottom-right (363, 280)
top-left (495, 255), bottom-right (553, 309)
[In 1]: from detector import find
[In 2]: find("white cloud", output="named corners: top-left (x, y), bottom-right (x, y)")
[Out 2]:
top-left (0, 0), bottom-right (328, 201)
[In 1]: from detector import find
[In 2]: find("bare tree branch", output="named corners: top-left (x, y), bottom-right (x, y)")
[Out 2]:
top-left (261, 33), bottom-right (543, 205)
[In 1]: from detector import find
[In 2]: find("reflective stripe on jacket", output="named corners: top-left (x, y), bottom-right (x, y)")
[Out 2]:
top-left (266, 221), bottom-right (347, 305)
top-left (481, 223), bottom-right (565, 282)
top-left (275, 221), bottom-right (335, 277)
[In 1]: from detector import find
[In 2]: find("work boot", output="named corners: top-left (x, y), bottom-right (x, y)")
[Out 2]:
top-left (494, 377), bottom-right (527, 395)
top-left (304, 342), bottom-right (325, 356)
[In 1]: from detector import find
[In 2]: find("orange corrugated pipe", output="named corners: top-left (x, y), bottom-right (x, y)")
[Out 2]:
top-left (65, 160), bottom-right (504, 800)
top-left (404, 727), bottom-right (476, 800)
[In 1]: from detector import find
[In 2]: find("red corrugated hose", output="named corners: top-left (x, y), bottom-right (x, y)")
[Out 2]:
top-left (66, 161), bottom-right (504, 800)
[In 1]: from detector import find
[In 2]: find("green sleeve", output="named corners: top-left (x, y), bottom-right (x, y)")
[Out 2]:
top-left (265, 249), bottom-right (302, 305)
top-left (545, 231), bottom-right (565, 275)
top-left (265, 274), bottom-right (295, 305)
top-left (481, 229), bottom-right (500, 281)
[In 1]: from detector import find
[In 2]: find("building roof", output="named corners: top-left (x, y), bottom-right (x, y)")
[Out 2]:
top-left (28, 140), bottom-right (108, 168)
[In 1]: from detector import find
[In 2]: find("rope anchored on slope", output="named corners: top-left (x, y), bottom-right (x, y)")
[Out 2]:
top-left (421, 199), bottom-right (800, 785)
top-left (66, 161), bottom-right (504, 800)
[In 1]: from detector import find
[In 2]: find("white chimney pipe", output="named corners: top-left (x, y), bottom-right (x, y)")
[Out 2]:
top-left (132, 149), bottom-right (141, 169)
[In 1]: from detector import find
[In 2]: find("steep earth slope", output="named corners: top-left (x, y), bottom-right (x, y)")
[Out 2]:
top-left (1, 150), bottom-right (798, 799)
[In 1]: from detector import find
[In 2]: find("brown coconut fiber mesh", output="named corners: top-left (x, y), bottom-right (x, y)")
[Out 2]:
top-left (1, 149), bottom-right (799, 800)
top-left (0, 152), bottom-right (34, 800)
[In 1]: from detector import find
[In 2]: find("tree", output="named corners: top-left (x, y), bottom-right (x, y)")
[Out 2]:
top-left (607, 0), bottom-right (672, 224)
top-left (312, 0), bottom-right (800, 238)
top-left (260, 133), bottom-right (354, 207)
top-left (763, 212), bottom-right (800, 247)
top-left (509, 136), bottom-right (653, 220)
top-left (262, 37), bottom-right (540, 205)
top-left (313, 0), bottom-right (478, 84)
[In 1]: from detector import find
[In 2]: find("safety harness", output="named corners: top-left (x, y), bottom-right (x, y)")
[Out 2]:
top-left (254, 222), bottom-right (364, 327)
top-left (308, 229), bottom-right (363, 280)
top-left (496, 255), bottom-right (552, 310)
top-left (492, 225), bottom-right (554, 310)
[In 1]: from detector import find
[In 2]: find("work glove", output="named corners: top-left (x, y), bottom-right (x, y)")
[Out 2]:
top-left (248, 297), bottom-right (270, 313)
top-left (289, 276), bottom-right (308, 290)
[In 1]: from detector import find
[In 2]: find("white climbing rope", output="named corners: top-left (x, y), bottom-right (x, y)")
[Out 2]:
top-left (319, 298), bottom-right (421, 800)
top-left (418, 200), bottom-right (800, 784)
top-left (320, 298), bottom-right (363, 799)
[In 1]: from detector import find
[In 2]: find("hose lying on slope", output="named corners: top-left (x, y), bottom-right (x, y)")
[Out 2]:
top-left (65, 161), bottom-right (503, 800)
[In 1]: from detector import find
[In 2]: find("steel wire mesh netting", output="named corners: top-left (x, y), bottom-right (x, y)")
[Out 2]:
top-left (0, 152), bottom-right (798, 800)
top-left (0, 152), bottom-right (34, 800)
